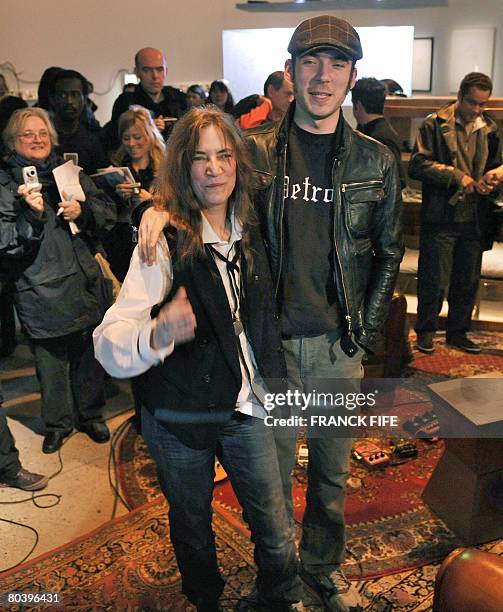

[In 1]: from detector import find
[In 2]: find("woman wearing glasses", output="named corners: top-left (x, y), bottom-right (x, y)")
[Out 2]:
top-left (0, 107), bottom-right (116, 454)
top-left (93, 107), bottom-right (303, 611)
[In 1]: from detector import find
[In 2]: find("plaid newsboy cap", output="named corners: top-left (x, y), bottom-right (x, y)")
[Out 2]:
top-left (288, 15), bottom-right (363, 61)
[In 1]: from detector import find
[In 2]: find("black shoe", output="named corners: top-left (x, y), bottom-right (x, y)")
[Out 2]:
top-left (0, 468), bottom-right (49, 491)
top-left (42, 430), bottom-right (72, 454)
top-left (416, 333), bottom-right (435, 354)
top-left (446, 334), bottom-right (481, 353)
top-left (77, 422), bottom-right (110, 443)
top-left (235, 589), bottom-right (306, 612)
top-left (301, 567), bottom-right (362, 612)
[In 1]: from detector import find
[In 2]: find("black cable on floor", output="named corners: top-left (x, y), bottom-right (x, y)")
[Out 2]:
top-left (0, 517), bottom-right (39, 572)
top-left (0, 408), bottom-right (133, 572)
top-left (0, 435), bottom-right (71, 571)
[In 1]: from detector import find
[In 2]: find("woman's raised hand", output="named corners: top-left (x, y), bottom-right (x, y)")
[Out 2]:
top-left (18, 183), bottom-right (44, 217)
top-left (151, 287), bottom-right (197, 349)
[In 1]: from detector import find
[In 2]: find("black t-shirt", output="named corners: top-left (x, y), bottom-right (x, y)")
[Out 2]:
top-left (281, 122), bottom-right (342, 337)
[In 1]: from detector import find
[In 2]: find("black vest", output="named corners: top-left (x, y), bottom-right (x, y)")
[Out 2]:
top-left (134, 224), bottom-right (286, 448)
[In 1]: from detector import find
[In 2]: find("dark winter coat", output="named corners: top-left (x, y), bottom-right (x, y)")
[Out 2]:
top-left (0, 156), bottom-right (116, 339)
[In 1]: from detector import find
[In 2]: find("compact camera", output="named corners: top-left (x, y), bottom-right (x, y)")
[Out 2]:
top-left (63, 152), bottom-right (79, 165)
top-left (22, 165), bottom-right (40, 187)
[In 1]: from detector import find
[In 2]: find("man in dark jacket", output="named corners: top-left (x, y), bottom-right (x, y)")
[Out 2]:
top-left (104, 47), bottom-right (187, 152)
top-left (351, 77), bottom-right (406, 188)
top-left (244, 15), bottom-right (403, 612)
top-left (50, 70), bottom-right (109, 175)
top-left (409, 72), bottom-right (503, 354)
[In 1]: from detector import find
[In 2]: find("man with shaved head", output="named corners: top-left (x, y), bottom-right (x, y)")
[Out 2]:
top-left (104, 46), bottom-right (187, 151)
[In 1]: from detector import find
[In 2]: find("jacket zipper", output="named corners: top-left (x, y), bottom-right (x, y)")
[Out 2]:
top-left (274, 142), bottom-right (288, 298)
top-left (332, 157), bottom-right (353, 334)
top-left (341, 179), bottom-right (383, 193)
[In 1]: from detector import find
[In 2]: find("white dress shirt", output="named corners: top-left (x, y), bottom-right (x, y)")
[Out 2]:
top-left (93, 213), bottom-right (267, 418)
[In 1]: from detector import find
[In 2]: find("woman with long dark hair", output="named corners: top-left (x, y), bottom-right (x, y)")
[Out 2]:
top-left (94, 107), bottom-right (303, 611)
top-left (208, 80), bottom-right (235, 114)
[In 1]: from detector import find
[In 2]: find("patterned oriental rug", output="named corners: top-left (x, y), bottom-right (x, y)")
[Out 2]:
top-left (117, 330), bottom-right (503, 580)
top-left (411, 330), bottom-right (503, 378)
top-left (118, 422), bottom-right (456, 582)
top-left (3, 332), bottom-right (502, 611)
top-left (0, 498), bottom-right (258, 612)
top-left (2, 489), bottom-right (501, 612)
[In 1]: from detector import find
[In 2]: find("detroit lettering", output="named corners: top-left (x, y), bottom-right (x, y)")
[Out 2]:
top-left (284, 175), bottom-right (334, 203)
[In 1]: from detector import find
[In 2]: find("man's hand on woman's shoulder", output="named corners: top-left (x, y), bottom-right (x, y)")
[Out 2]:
top-left (138, 207), bottom-right (171, 265)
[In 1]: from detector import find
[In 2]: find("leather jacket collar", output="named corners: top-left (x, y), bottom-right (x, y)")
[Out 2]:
top-left (275, 101), bottom-right (349, 162)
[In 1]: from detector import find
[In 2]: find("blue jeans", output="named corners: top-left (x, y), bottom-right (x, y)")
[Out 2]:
top-left (142, 408), bottom-right (302, 607)
top-left (276, 333), bottom-right (363, 574)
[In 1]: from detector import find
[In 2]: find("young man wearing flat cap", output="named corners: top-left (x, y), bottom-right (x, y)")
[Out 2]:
top-left (244, 15), bottom-right (403, 612)
top-left (136, 14), bottom-right (402, 612)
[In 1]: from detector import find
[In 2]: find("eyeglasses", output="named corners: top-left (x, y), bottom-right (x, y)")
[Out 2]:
top-left (18, 131), bottom-right (50, 142)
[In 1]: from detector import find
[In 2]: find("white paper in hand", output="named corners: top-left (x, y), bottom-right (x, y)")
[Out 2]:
top-left (52, 160), bottom-right (86, 235)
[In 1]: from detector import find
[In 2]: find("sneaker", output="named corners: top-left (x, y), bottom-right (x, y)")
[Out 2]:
top-left (416, 333), bottom-right (435, 354)
top-left (235, 588), bottom-right (306, 612)
top-left (446, 334), bottom-right (481, 353)
top-left (0, 468), bottom-right (49, 491)
top-left (301, 567), bottom-right (362, 612)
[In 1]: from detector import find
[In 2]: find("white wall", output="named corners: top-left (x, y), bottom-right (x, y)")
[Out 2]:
top-left (1, 0), bottom-right (502, 124)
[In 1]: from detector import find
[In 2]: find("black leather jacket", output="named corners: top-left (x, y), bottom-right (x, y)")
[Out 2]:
top-left (408, 102), bottom-right (502, 249)
top-left (245, 106), bottom-right (403, 352)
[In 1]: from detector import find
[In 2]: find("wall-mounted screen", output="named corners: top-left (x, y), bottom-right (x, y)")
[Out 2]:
top-left (223, 26), bottom-right (414, 105)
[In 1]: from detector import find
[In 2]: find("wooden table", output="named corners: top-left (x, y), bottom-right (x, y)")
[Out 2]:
top-left (422, 376), bottom-right (503, 544)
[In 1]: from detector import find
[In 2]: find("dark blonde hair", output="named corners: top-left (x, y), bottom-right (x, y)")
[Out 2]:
top-left (2, 107), bottom-right (58, 155)
top-left (153, 106), bottom-right (256, 267)
top-left (112, 105), bottom-right (165, 172)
